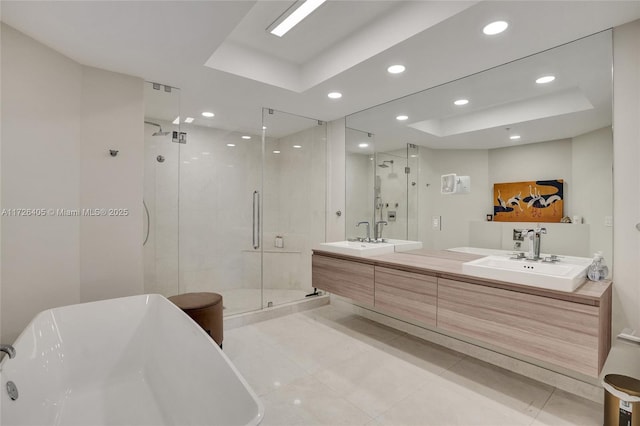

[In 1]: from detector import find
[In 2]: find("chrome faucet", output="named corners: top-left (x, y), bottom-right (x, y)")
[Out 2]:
top-left (356, 221), bottom-right (370, 242)
top-left (0, 344), bottom-right (16, 359)
top-left (374, 221), bottom-right (388, 241)
top-left (524, 227), bottom-right (547, 260)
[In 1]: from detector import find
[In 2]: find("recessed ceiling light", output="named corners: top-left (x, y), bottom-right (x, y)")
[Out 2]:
top-left (242, 135), bottom-right (251, 140)
top-left (273, 150), bottom-right (281, 154)
top-left (510, 135), bottom-right (521, 140)
top-left (454, 99), bottom-right (469, 106)
top-left (483, 20), bottom-right (508, 35)
top-left (202, 152), bottom-right (211, 155)
top-left (262, 126), bottom-right (267, 130)
top-left (293, 145), bottom-right (302, 148)
top-left (387, 65), bottom-right (406, 74)
top-left (396, 115), bottom-right (409, 121)
top-left (184, 117), bottom-right (194, 123)
top-left (268, 0), bottom-right (327, 37)
top-left (536, 75), bottom-right (556, 84)
top-left (201, 112), bottom-right (215, 118)
top-left (358, 143), bottom-right (369, 148)
top-left (227, 143), bottom-right (236, 147)
top-left (327, 92), bottom-right (342, 99)
top-left (172, 117), bottom-right (180, 125)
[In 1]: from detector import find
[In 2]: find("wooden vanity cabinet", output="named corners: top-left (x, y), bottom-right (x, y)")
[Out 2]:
top-left (374, 266), bottom-right (437, 326)
top-left (437, 277), bottom-right (608, 377)
top-left (312, 254), bottom-right (374, 305)
top-left (311, 251), bottom-right (611, 377)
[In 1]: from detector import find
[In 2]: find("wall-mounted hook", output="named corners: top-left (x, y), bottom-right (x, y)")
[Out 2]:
top-left (109, 150), bottom-right (119, 157)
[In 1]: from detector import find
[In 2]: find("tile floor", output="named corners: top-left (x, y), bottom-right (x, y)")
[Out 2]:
top-left (224, 304), bottom-right (603, 426)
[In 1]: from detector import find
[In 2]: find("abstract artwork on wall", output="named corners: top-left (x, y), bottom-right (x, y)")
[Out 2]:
top-left (493, 179), bottom-right (564, 222)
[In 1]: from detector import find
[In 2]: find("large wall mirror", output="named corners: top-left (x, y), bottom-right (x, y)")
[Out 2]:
top-left (345, 30), bottom-right (613, 262)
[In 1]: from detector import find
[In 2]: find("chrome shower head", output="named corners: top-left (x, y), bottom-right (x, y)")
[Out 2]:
top-left (145, 121), bottom-right (170, 136)
top-left (378, 160), bottom-right (394, 168)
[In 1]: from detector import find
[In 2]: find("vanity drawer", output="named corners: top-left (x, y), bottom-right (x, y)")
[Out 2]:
top-left (375, 266), bottom-right (437, 326)
top-left (312, 255), bottom-right (374, 305)
top-left (437, 278), bottom-right (600, 376)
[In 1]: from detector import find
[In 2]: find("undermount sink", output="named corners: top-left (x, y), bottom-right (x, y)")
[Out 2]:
top-left (316, 239), bottom-right (422, 258)
top-left (462, 255), bottom-right (592, 292)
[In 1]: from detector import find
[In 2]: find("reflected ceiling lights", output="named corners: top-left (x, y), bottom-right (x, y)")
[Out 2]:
top-left (454, 99), bottom-right (469, 106)
top-left (242, 135), bottom-right (251, 140)
top-left (396, 115), bottom-right (409, 121)
top-left (293, 145), bottom-right (302, 148)
top-left (172, 117), bottom-right (180, 124)
top-left (536, 75), bottom-right (556, 84)
top-left (227, 143), bottom-right (236, 147)
top-left (483, 20), bottom-right (508, 35)
top-left (184, 117), bottom-right (194, 123)
top-left (268, 0), bottom-right (327, 37)
top-left (358, 143), bottom-right (369, 148)
top-left (327, 92), bottom-right (342, 99)
top-left (387, 65), bottom-right (406, 74)
top-left (202, 112), bottom-right (215, 118)
top-left (273, 150), bottom-right (281, 154)
top-left (510, 135), bottom-right (521, 140)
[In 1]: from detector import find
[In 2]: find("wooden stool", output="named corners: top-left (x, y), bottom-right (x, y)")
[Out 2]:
top-left (168, 292), bottom-right (223, 348)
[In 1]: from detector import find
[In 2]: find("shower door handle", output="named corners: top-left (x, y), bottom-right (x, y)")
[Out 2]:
top-left (252, 191), bottom-right (260, 249)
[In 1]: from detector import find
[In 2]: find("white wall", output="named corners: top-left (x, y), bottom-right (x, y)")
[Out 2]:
top-left (79, 66), bottom-right (144, 302)
top-left (0, 24), bottom-right (144, 342)
top-left (613, 19), bottom-right (640, 334)
top-left (1, 24), bottom-right (82, 342)
top-left (571, 127), bottom-right (613, 262)
top-left (327, 118), bottom-right (346, 241)
top-left (419, 148), bottom-right (489, 249)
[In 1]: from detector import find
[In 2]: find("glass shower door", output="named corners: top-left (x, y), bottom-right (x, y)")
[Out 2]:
top-left (177, 124), bottom-right (263, 315)
top-left (261, 109), bottom-right (326, 307)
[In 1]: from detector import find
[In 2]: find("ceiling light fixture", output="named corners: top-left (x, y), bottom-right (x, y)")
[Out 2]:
top-left (227, 143), bottom-right (236, 147)
top-left (387, 65), bottom-right (406, 74)
top-left (536, 75), bottom-right (556, 84)
top-left (268, 0), bottom-right (327, 37)
top-left (396, 115), bottom-right (409, 121)
top-left (327, 92), bottom-right (342, 99)
top-left (184, 117), bottom-right (194, 123)
top-left (273, 150), bottom-right (281, 154)
top-left (454, 99), bottom-right (469, 106)
top-left (358, 143), bottom-right (369, 148)
top-left (242, 135), bottom-right (251, 140)
top-left (293, 145), bottom-right (302, 148)
top-left (202, 112), bottom-right (215, 118)
top-left (483, 20), bottom-right (508, 35)
top-left (172, 117), bottom-right (180, 125)
top-left (510, 135), bottom-right (521, 140)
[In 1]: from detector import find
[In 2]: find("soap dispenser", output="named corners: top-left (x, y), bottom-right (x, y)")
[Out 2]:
top-left (587, 252), bottom-right (609, 281)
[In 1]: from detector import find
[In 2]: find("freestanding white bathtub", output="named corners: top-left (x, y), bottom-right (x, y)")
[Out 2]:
top-left (0, 294), bottom-right (263, 426)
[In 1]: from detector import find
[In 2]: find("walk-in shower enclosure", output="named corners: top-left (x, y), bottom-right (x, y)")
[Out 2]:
top-left (143, 83), bottom-right (326, 314)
